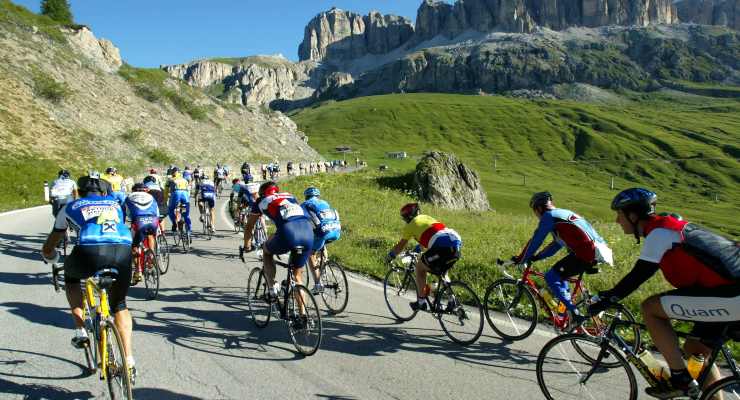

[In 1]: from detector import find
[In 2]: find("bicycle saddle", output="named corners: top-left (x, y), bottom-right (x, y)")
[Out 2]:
top-left (92, 268), bottom-right (119, 289)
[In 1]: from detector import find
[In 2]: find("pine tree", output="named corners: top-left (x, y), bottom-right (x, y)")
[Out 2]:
top-left (40, 0), bottom-right (74, 25)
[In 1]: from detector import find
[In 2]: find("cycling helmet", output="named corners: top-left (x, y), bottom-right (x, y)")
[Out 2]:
top-left (400, 203), bottom-right (420, 223)
top-left (611, 188), bottom-right (657, 219)
top-left (170, 167), bottom-right (180, 176)
top-left (185, 165), bottom-right (191, 170)
top-left (529, 191), bottom-right (552, 209)
top-left (258, 181), bottom-right (279, 197)
top-left (304, 187), bottom-right (320, 199)
top-left (58, 169), bottom-right (70, 178)
top-left (105, 166), bottom-right (117, 174)
top-left (149, 168), bottom-right (157, 174)
top-left (232, 178), bottom-right (240, 184)
top-left (132, 183), bottom-right (148, 192)
top-left (88, 170), bottom-right (101, 179)
top-left (143, 175), bottom-right (156, 185)
top-left (78, 173), bottom-right (105, 196)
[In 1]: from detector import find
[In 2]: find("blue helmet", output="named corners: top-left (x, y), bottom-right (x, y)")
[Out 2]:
top-left (611, 188), bottom-right (657, 219)
top-left (304, 187), bottom-right (320, 199)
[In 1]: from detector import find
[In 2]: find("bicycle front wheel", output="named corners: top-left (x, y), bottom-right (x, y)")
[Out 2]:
top-left (103, 320), bottom-right (133, 400)
top-left (437, 281), bottom-right (484, 345)
top-left (180, 228), bottom-right (190, 253)
top-left (537, 333), bottom-right (637, 400)
top-left (383, 267), bottom-right (418, 322)
top-left (701, 376), bottom-right (740, 400)
top-left (287, 285), bottom-right (322, 356)
top-left (246, 267), bottom-right (272, 328)
top-left (484, 278), bottom-right (538, 341)
top-left (574, 306), bottom-right (641, 367)
top-left (320, 261), bottom-right (349, 315)
top-left (155, 233), bottom-right (170, 275)
top-left (143, 249), bottom-right (160, 300)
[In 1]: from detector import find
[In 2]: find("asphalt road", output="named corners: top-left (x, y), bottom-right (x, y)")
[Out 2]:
top-left (0, 196), bottom-right (561, 400)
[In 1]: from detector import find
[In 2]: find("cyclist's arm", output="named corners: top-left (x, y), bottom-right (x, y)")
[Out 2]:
top-left (601, 259), bottom-right (659, 300)
top-left (518, 215), bottom-right (554, 262)
top-left (389, 239), bottom-right (409, 258)
top-left (532, 240), bottom-right (563, 261)
top-left (42, 210), bottom-right (69, 257)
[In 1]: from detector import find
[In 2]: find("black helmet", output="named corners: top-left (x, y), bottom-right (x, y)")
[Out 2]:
top-left (611, 188), bottom-right (657, 219)
top-left (132, 183), bottom-right (149, 192)
top-left (58, 169), bottom-right (70, 178)
top-left (78, 173), bottom-right (105, 196)
top-left (142, 175), bottom-right (156, 185)
top-left (400, 203), bottom-right (420, 223)
top-left (529, 191), bottom-right (552, 209)
top-left (105, 166), bottom-right (117, 174)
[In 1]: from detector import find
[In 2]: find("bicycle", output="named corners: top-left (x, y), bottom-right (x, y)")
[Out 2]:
top-left (172, 203), bottom-right (191, 253)
top-left (155, 221), bottom-right (170, 275)
top-left (233, 206), bottom-right (247, 234)
top-left (50, 232), bottom-right (70, 292)
top-left (484, 258), bottom-right (641, 347)
top-left (131, 230), bottom-right (160, 300)
top-left (303, 245), bottom-right (349, 315)
top-left (246, 247), bottom-right (323, 356)
top-left (199, 200), bottom-right (214, 240)
top-left (80, 268), bottom-right (134, 399)
top-left (383, 251), bottom-right (484, 345)
top-left (536, 302), bottom-right (740, 400)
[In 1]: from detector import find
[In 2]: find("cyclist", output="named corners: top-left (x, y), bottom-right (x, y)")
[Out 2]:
top-left (514, 191), bottom-right (611, 325)
top-left (166, 168), bottom-right (191, 236)
top-left (241, 161), bottom-right (253, 183)
top-left (147, 168), bottom-right (163, 188)
top-left (182, 166), bottom-right (193, 185)
top-left (214, 163), bottom-right (227, 193)
top-left (196, 174), bottom-right (217, 232)
top-left (101, 166), bottom-right (126, 208)
top-left (41, 172), bottom-right (136, 377)
top-left (143, 175), bottom-right (166, 227)
top-left (589, 188), bottom-right (739, 399)
top-left (49, 169), bottom-right (78, 217)
top-left (125, 183), bottom-right (160, 284)
top-left (301, 187), bottom-right (341, 295)
top-left (193, 165), bottom-right (202, 186)
top-left (386, 203), bottom-right (462, 311)
top-left (241, 181), bottom-right (314, 299)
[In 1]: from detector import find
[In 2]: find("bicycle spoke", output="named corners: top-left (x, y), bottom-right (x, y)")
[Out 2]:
top-left (287, 285), bottom-right (322, 356)
top-left (383, 268), bottom-right (418, 321)
top-left (438, 281), bottom-right (484, 345)
top-left (484, 279), bottom-right (537, 341)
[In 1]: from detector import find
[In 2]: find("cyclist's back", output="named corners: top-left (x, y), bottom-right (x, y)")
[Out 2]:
top-left (166, 171), bottom-right (191, 232)
top-left (125, 187), bottom-right (160, 247)
top-left (50, 170), bottom-right (77, 217)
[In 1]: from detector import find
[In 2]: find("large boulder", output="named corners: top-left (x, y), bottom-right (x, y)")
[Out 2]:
top-left (414, 151), bottom-right (490, 211)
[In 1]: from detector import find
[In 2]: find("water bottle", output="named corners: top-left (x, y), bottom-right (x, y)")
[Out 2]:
top-left (421, 283), bottom-right (431, 298)
top-left (637, 349), bottom-right (670, 381)
top-left (687, 354), bottom-right (705, 379)
top-left (541, 288), bottom-right (559, 311)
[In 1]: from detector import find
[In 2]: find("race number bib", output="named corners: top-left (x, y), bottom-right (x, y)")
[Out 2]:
top-left (279, 202), bottom-right (304, 220)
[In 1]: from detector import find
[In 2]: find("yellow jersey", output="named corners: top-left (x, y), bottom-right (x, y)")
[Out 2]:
top-left (101, 173), bottom-right (125, 192)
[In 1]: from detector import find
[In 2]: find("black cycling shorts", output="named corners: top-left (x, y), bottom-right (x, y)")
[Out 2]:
top-left (550, 253), bottom-right (598, 279)
top-left (422, 246), bottom-right (460, 275)
top-left (51, 197), bottom-right (71, 218)
top-left (64, 244), bottom-right (132, 313)
top-left (659, 284), bottom-right (740, 341)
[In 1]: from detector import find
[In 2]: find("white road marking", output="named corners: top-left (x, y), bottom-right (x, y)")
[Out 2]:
top-left (0, 204), bottom-right (50, 218)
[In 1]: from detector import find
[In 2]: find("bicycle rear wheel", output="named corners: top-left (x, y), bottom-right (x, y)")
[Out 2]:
top-left (287, 285), bottom-right (322, 356)
top-left (320, 260), bottom-right (349, 315)
top-left (437, 281), bottom-right (484, 345)
top-left (701, 376), bottom-right (740, 400)
top-left (82, 306), bottom-right (97, 374)
top-left (536, 333), bottom-right (637, 400)
top-left (484, 278), bottom-right (538, 341)
top-left (383, 267), bottom-right (418, 322)
top-left (103, 320), bottom-right (133, 400)
top-left (246, 267), bottom-right (272, 328)
top-left (180, 226), bottom-right (190, 253)
top-left (155, 233), bottom-right (170, 275)
top-left (143, 249), bottom-right (160, 300)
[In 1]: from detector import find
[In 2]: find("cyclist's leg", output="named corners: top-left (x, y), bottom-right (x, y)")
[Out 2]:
top-left (544, 253), bottom-right (589, 313)
top-left (167, 196), bottom-right (178, 230)
top-left (308, 236), bottom-right (326, 283)
top-left (63, 246), bottom-right (92, 329)
top-left (683, 324), bottom-right (722, 389)
top-left (207, 199), bottom-right (215, 230)
top-left (103, 244), bottom-right (134, 360)
top-left (181, 194), bottom-right (192, 230)
top-left (262, 236), bottom-right (282, 289)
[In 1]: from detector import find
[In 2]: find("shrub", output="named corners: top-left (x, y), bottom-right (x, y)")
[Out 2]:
top-left (147, 148), bottom-right (174, 164)
top-left (40, 0), bottom-right (73, 25)
top-left (120, 128), bottom-right (144, 143)
top-left (31, 69), bottom-right (71, 103)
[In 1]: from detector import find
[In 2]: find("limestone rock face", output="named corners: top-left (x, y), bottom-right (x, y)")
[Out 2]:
top-left (675, 0), bottom-right (739, 29)
top-left (66, 27), bottom-right (122, 73)
top-left (414, 151), bottom-right (490, 212)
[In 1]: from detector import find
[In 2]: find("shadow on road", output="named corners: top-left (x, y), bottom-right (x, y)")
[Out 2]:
top-left (1, 302), bottom-right (70, 329)
top-left (0, 348), bottom-right (90, 381)
top-left (133, 387), bottom-right (204, 399)
top-left (0, 271), bottom-right (51, 287)
top-left (0, 378), bottom-right (94, 399)
top-left (0, 232), bottom-right (47, 262)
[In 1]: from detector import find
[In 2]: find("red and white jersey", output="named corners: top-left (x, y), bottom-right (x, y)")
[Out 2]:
top-left (250, 192), bottom-right (308, 227)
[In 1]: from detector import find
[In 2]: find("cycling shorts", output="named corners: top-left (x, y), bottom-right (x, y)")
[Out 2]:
top-left (659, 284), bottom-right (740, 340)
top-left (312, 229), bottom-right (340, 251)
top-left (265, 219), bottom-right (314, 269)
top-left (199, 196), bottom-right (215, 209)
top-left (131, 216), bottom-right (159, 247)
top-left (422, 245), bottom-right (461, 275)
top-left (64, 244), bottom-right (132, 313)
top-left (51, 196), bottom-right (71, 218)
top-left (549, 253), bottom-right (598, 279)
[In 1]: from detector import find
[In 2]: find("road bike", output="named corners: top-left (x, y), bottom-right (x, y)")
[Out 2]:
top-left (484, 258), bottom-right (640, 348)
top-left (251, 216), bottom-right (267, 261)
top-left (383, 251), bottom-right (484, 346)
top-left (155, 222), bottom-right (170, 275)
top-left (536, 302), bottom-right (739, 400)
top-left (303, 245), bottom-right (349, 315)
top-left (198, 200), bottom-right (214, 240)
top-left (80, 268), bottom-right (134, 399)
top-left (172, 203), bottom-right (191, 253)
top-left (233, 206), bottom-right (248, 234)
top-left (131, 229), bottom-right (160, 300)
top-left (246, 247), bottom-right (322, 356)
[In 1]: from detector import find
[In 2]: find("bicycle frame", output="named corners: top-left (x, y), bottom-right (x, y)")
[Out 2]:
top-left (83, 276), bottom-right (113, 381)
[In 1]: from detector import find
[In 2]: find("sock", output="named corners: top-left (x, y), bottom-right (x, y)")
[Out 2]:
top-left (418, 298), bottom-right (428, 306)
top-left (669, 369), bottom-right (692, 387)
top-left (74, 327), bottom-right (88, 338)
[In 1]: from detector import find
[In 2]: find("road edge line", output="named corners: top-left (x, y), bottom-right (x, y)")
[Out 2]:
top-left (0, 204), bottom-right (51, 218)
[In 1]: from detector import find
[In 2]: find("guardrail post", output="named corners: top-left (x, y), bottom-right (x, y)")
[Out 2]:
top-left (44, 181), bottom-right (49, 202)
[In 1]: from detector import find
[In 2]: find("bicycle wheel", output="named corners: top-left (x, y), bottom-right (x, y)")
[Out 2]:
top-left (180, 227), bottom-right (190, 253)
top-left (246, 267), bottom-right (272, 328)
top-left (143, 249), bottom-right (160, 300)
top-left (383, 267), bottom-right (418, 322)
top-left (103, 320), bottom-right (133, 400)
top-left (233, 216), bottom-right (241, 234)
top-left (484, 278), bottom-right (538, 340)
top-left (286, 285), bottom-right (322, 356)
top-left (155, 233), bottom-right (170, 275)
top-left (701, 376), bottom-right (740, 400)
top-left (320, 260), bottom-right (349, 315)
top-left (574, 306), bottom-right (641, 368)
top-left (437, 281), bottom-right (484, 345)
top-left (205, 213), bottom-right (213, 240)
top-left (82, 307), bottom-right (97, 374)
top-left (537, 333), bottom-right (637, 400)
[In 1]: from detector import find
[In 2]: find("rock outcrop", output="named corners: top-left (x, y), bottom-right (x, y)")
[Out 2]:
top-left (675, 0), bottom-right (739, 30)
top-left (414, 151), bottom-right (490, 212)
top-left (298, 7), bottom-right (414, 62)
top-left (66, 27), bottom-right (122, 73)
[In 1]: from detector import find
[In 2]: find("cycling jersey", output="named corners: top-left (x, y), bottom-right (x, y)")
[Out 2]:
top-left (198, 179), bottom-right (216, 208)
top-left (183, 170), bottom-right (193, 182)
top-left (251, 192), bottom-right (309, 228)
top-left (215, 168), bottom-right (226, 179)
top-left (402, 214), bottom-right (461, 250)
top-left (50, 177), bottom-right (76, 198)
top-left (101, 174), bottom-right (125, 193)
top-left (168, 176), bottom-right (189, 192)
top-left (125, 192), bottom-right (159, 221)
top-left (53, 196), bottom-right (132, 246)
top-left (302, 197), bottom-right (341, 236)
top-left (520, 208), bottom-right (607, 264)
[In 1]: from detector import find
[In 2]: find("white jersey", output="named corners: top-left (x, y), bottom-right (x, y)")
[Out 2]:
top-left (50, 178), bottom-right (76, 198)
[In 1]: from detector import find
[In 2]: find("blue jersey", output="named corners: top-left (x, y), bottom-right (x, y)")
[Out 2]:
top-left (54, 195), bottom-right (132, 246)
top-left (519, 208), bottom-right (606, 264)
top-left (199, 180), bottom-right (216, 199)
top-left (301, 197), bottom-right (341, 236)
top-left (125, 192), bottom-right (159, 222)
top-left (183, 170), bottom-right (193, 182)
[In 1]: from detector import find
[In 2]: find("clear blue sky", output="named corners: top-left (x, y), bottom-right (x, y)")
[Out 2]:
top-left (13, 0), bottom-right (424, 67)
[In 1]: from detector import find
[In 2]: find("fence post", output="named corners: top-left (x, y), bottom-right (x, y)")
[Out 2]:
top-left (493, 154), bottom-right (497, 171)
top-left (610, 176), bottom-right (614, 190)
top-left (44, 181), bottom-right (49, 202)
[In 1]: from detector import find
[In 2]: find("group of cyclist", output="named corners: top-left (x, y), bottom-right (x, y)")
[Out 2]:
top-left (41, 162), bottom-right (738, 398)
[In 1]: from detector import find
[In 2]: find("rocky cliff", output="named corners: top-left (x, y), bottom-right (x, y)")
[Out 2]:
top-left (414, 151), bottom-right (490, 212)
top-left (675, 0), bottom-right (739, 29)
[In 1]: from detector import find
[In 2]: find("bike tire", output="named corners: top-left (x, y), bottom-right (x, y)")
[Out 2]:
top-left (320, 260), bottom-right (349, 315)
top-left (573, 305), bottom-right (641, 368)
top-left (143, 249), bottom-right (160, 300)
top-left (701, 376), bottom-right (740, 400)
top-left (246, 267), bottom-right (272, 328)
top-left (287, 285), bottom-right (322, 356)
top-left (82, 305), bottom-right (97, 374)
top-left (536, 333), bottom-right (637, 400)
top-left (103, 320), bottom-right (133, 400)
top-left (205, 213), bottom-right (213, 240)
top-left (180, 226), bottom-right (190, 253)
top-left (383, 267), bottom-right (418, 322)
top-left (483, 278), bottom-right (538, 341)
top-left (52, 264), bottom-right (62, 292)
top-left (437, 281), bottom-right (484, 346)
top-left (155, 233), bottom-right (170, 275)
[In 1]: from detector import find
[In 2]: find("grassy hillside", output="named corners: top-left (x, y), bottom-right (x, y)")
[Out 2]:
top-left (293, 92), bottom-right (740, 235)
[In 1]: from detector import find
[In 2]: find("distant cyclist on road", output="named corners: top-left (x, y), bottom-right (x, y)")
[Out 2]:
top-left (125, 183), bottom-right (160, 285)
top-left (301, 187), bottom-right (341, 295)
top-left (514, 191), bottom-right (612, 325)
top-left (240, 161), bottom-right (253, 183)
top-left (102, 167), bottom-right (127, 210)
top-left (182, 166), bottom-right (193, 185)
top-left (166, 167), bottom-right (191, 236)
top-left (214, 163), bottom-right (227, 193)
top-left (386, 203), bottom-right (462, 312)
top-left (49, 169), bottom-right (78, 217)
top-left (41, 172), bottom-right (136, 377)
top-left (196, 174), bottom-right (217, 232)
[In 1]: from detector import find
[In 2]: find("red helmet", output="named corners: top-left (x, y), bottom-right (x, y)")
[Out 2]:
top-left (400, 203), bottom-right (420, 223)
top-left (232, 178), bottom-right (240, 184)
top-left (259, 181), bottom-right (279, 197)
